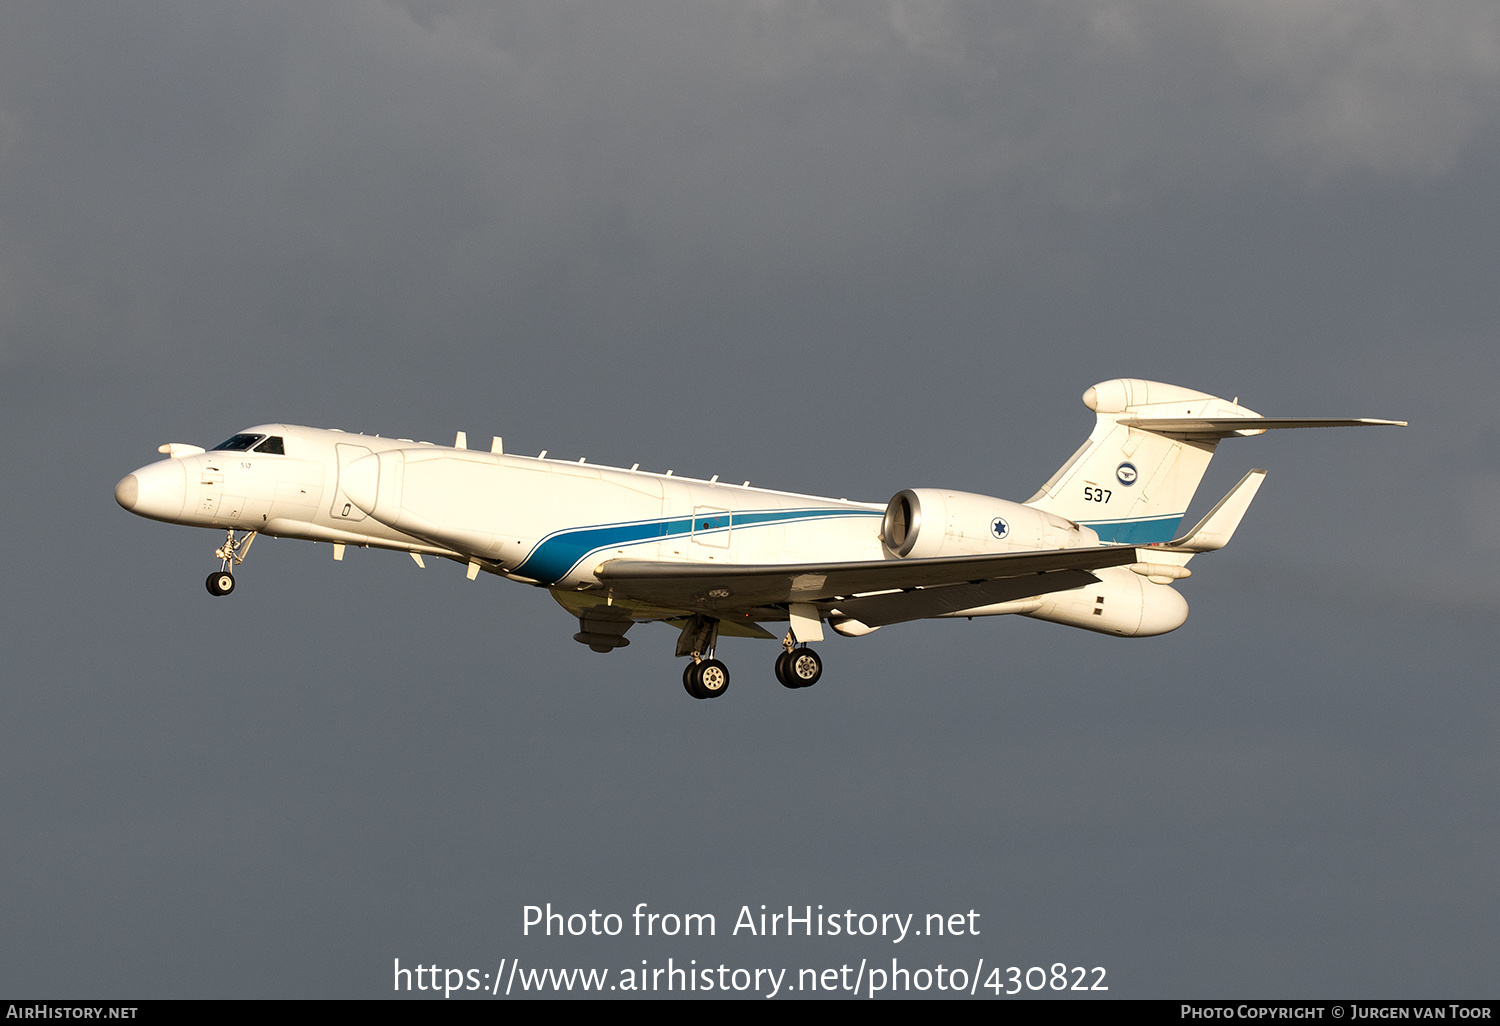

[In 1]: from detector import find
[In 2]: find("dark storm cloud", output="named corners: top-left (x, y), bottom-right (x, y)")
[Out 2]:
top-left (7, 2), bottom-right (1498, 365)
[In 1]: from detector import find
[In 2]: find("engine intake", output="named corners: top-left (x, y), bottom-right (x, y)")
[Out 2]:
top-left (882, 489), bottom-right (924, 557)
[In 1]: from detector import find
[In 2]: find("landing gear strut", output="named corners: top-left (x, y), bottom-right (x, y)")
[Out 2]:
top-left (678, 614), bottom-right (729, 699)
top-left (205, 529), bottom-right (256, 597)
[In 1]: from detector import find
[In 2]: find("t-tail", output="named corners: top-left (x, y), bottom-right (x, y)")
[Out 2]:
top-left (1025, 378), bottom-right (1406, 545)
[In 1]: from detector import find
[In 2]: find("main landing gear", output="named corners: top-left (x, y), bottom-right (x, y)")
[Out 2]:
top-left (205, 529), bottom-right (256, 597)
top-left (675, 615), bottom-right (825, 700)
top-left (677, 614), bottom-right (729, 700)
top-left (775, 647), bottom-right (823, 689)
top-left (683, 658), bottom-right (730, 700)
top-left (774, 627), bottom-right (822, 689)
top-left (681, 649), bottom-right (823, 699)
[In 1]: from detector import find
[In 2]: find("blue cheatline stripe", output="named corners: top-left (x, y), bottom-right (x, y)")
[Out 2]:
top-left (1078, 515), bottom-right (1183, 545)
top-left (514, 507), bottom-right (883, 584)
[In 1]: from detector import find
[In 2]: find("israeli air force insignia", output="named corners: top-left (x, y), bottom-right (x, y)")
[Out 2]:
top-left (990, 517), bottom-right (1009, 539)
top-left (1116, 462), bottom-right (1138, 486)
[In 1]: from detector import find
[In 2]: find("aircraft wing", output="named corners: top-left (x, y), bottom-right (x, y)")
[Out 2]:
top-left (593, 545), bottom-right (1144, 611)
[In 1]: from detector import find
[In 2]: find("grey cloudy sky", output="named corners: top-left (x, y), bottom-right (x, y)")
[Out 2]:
top-left (2, 0), bottom-right (1496, 998)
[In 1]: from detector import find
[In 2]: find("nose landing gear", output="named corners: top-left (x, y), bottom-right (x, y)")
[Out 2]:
top-left (205, 529), bottom-right (256, 597)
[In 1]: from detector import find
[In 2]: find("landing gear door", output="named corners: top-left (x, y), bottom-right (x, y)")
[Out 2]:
top-left (330, 443), bottom-right (373, 522)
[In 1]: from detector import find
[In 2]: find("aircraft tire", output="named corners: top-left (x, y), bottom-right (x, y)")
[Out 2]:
top-left (205, 571), bottom-right (235, 597)
top-left (788, 648), bottom-right (822, 688)
top-left (775, 651), bottom-right (799, 689)
top-left (685, 659), bottom-right (729, 699)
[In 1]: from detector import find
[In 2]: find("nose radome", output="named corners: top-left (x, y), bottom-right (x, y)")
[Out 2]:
top-left (116, 459), bottom-right (188, 522)
top-left (114, 474), bottom-right (139, 510)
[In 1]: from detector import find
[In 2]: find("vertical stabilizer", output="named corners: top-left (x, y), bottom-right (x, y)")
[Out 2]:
top-left (1026, 379), bottom-right (1260, 544)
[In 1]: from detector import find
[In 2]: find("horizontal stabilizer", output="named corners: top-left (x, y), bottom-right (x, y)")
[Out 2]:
top-left (1119, 417), bottom-right (1407, 438)
top-left (1164, 469), bottom-right (1267, 552)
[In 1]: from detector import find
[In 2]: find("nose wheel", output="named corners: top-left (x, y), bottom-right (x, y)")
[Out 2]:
top-left (205, 529), bottom-right (256, 597)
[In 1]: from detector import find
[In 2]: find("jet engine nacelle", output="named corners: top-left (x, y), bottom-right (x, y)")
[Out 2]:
top-left (882, 488), bottom-right (1098, 558)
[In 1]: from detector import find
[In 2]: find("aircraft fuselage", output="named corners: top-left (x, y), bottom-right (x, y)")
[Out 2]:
top-left (116, 423), bottom-right (1095, 594)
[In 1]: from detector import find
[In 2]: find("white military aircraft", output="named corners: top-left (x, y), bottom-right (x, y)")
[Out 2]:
top-left (115, 379), bottom-right (1403, 699)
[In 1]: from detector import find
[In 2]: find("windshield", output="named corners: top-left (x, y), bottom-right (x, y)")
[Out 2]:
top-left (211, 433), bottom-right (265, 452)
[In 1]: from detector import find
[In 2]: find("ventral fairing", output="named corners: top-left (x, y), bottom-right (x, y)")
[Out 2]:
top-left (114, 379), bottom-right (1404, 699)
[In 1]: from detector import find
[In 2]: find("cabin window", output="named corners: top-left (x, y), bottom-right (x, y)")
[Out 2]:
top-left (211, 433), bottom-right (265, 452)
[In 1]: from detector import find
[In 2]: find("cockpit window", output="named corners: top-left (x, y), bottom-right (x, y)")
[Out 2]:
top-left (211, 433), bottom-right (266, 452)
top-left (253, 436), bottom-right (285, 455)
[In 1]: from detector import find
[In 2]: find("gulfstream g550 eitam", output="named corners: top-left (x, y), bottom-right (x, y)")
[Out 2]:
top-left (114, 379), bottom-right (1403, 699)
